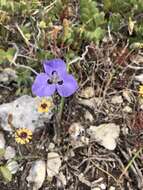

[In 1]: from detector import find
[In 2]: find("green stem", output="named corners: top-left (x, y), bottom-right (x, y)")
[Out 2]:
top-left (55, 61), bottom-right (72, 142)
top-left (57, 62), bottom-right (70, 122)
top-left (12, 155), bottom-right (41, 161)
top-left (58, 97), bottom-right (65, 122)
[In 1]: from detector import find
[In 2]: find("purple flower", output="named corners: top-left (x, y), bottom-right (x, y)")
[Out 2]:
top-left (32, 59), bottom-right (78, 97)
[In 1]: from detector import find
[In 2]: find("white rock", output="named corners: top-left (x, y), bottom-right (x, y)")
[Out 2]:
top-left (135, 74), bottom-right (143, 83)
top-left (0, 68), bottom-right (17, 84)
top-left (27, 160), bottom-right (46, 190)
top-left (78, 97), bottom-right (102, 109)
top-left (48, 143), bottom-right (55, 151)
top-left (111, 95), bottom-right (123, 104)
top-left (0, 132), bottom-right (6, 149)
top-left (59, 172), bottom-right (67, 186)
top-left (4, 146), bottom-right (16, 160)
top-left (122, 126), bottom-right (129, 135)
top-left (79, 86), bottom-right (94, 98)
top-left (99, 183), bottom-right (106, 190)
top-left (109, 186), bottom-right (116, 190)
top-left (123, 106), bottom-right (132, 113)
top-left (87, 123), bottom-right (120, 150)
top-left (0, 95), bottom-right (53, 132)
top-left (47, 152), bottom-right (61, 179)
top-left (6, 160), bottom-right (19, 174)
top-left (92, 187), bottom-right (101, 190)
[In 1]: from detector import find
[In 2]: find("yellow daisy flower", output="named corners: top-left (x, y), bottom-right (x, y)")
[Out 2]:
top-left (15, 128), bottom-right (32, 144)
top-left (139, 85), bottom-right (143, 97)
top-left (38, 98), bottom-right (53, 113)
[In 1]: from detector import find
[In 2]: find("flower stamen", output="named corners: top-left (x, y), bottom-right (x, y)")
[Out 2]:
top-left (41, 103), bottom-right (48, 109)
top-left (47, 71), bottom-right (62, 85)
top-left (38, 98), bottom-right (53, 113)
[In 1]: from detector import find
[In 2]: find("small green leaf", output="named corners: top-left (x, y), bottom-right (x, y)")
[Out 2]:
top-left (0, 166), bottom-right (12, 182)
top-left (0, 0), bottom-right (6, 6)
top-left (0, 149), bottom-right (5, 158)
top-left (39, 21), bottom-right (46, 29)
top-left (0, 49), bottom-right (6, 57)
top-left (0, 48), bottom-right (15, 63)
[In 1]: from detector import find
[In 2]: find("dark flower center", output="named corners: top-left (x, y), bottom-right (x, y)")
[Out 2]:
top-left (47, 71), bottom-right (63, 85)
top-left (19, 132), bottom-right (28, 139)
top-left (41, 103), bottom-right (47, 109)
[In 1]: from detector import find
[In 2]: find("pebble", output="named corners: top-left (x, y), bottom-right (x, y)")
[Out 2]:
top-left (87, 123), bottom-right (120, 150)
top-left (48, 143), bottom-right (55, 151)
top-left (47, 152), bottom-right (61, 180)
top-left (109, 186), bottom-right (116, 190)
top-left (99, 183), bottom-right (106, 190)
top-left (123, 106), bottom-right (132, 113)
top-left (78, 97), bottom-right (102, 109)
top-left (27, 160), bottom-right (46, 190)
top-left (92, 187), bottom-right (101, 190)
top-left (4, 146), bottom-right (16, 160)
top-left (111, 95), bottom-right (123, 104)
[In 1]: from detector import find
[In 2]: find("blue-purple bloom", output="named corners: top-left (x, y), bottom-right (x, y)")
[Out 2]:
top-left (32, 59), bottom-right (78, 97)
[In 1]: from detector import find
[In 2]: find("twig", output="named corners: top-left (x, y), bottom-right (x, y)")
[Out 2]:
top-left (18, 54), bottom-right (38, 61)
top-left (68, 45), bottom-right (90, 66)
top-left (118, 147), bottom-right (143, 181)
top-left (10, 43), bottom-right (38, 75)
top-left (127, 65), bottom-right (143, 70)
top-left (0, 84), bottom-right (12, 91)
top-left (57, 97), bottom-right (65, 122)
top-left (91, 160), bottom-right (122, 189)
top-left (107, 23), bottom-right (112, 41)
top-left (44, 0), bottom-right (58, 13)
top-left (15, 23), bottom-right (31, 47)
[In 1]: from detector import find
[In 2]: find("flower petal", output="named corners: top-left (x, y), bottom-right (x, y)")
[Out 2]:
top-left (32, 73), bottom-right (56, 97)
top-left (56, 73), bottom-right (78, 97)
top-left (43, 59), bottom-right (66, 75)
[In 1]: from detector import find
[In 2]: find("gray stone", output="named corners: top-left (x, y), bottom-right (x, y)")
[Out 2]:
top-left (0, 95), bottom-right (53, 132)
